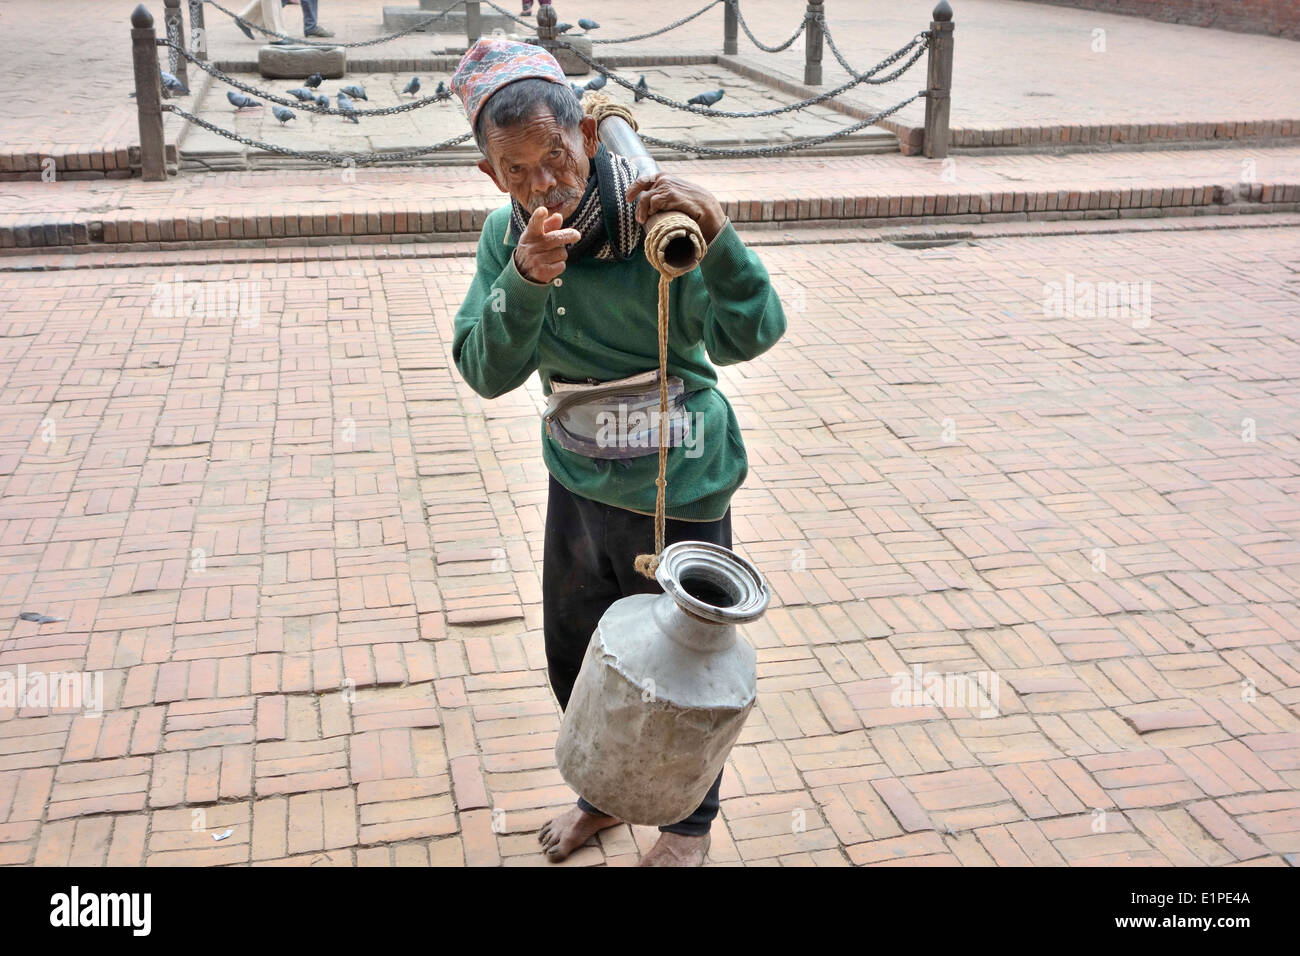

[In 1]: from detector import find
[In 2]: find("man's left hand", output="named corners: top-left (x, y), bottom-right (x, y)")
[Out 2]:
top-left (626, 174), bottom-right (726, 245)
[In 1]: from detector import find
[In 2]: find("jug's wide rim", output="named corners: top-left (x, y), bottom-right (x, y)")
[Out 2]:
top-left (656, 540), bottom-right (771, 625)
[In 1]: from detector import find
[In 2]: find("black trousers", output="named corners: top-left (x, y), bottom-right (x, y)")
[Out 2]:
top-left (543, 473), bottom-right (731, 837)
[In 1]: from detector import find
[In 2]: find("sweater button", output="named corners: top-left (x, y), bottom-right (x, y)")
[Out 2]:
top-left (557, 306), bottom-right (566, 315)
top-left (553, 278), bottom-right (563, 287)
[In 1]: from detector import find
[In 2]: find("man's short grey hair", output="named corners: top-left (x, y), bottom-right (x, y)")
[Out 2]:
top-left (473, 77), bottom-right (583, 155)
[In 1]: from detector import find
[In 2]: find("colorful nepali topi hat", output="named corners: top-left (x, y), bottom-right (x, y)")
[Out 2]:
top-left (451, 37), bottom-right (570, 131)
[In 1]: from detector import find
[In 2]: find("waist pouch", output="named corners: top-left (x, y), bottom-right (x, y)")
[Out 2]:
top-left (544, 369), bottom-right (699, 460)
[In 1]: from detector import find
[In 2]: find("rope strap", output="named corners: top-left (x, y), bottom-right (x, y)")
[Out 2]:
top-left (632, 213), bottom-right (707, 580)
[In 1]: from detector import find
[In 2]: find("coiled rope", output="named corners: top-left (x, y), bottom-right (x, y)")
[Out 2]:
top-left (582, 93), bottom-right (709, 579)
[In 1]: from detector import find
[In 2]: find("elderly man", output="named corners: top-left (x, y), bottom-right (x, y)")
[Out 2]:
top-left (450, 39), bottom-right (786, 867)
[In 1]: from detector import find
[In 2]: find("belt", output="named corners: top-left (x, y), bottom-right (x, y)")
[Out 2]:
top-left (544, 369), bottom-right (698, 460)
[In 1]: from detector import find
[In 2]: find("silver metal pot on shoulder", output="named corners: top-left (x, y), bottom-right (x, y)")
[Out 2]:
top-left (555, 541), bottom-right (770, 827)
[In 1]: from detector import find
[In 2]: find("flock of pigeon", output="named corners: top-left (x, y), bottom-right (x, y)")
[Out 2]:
top-left (220, 72), bottom-right (452, 126)
top-left (556, 17), bottom-right (602, 34)
top-left (144, 14), bottom-right (729, 133)
top-left (570, 72), bottom-right (724, 108)
top-left (221, 70), bottom-right (724, 127)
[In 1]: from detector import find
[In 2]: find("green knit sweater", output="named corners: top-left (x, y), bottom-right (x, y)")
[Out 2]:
top-left (452, 203), bottom-right (786, 521)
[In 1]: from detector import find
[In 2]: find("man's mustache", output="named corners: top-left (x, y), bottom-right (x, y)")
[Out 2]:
top-left (525, 185), bottom-right (582, 213)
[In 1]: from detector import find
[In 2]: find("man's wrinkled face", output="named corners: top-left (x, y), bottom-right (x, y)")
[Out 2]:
top-left (478, 108), bottom-right (598, 221)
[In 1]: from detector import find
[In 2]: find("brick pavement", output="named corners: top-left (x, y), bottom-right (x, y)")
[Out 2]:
top-left (2, 0), bottom-right (1298, 175)
top-left (0, 221), bottom-right (1297, 866)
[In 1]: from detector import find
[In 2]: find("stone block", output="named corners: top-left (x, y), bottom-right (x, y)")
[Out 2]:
top-left (548, 36), bottom-right (593, 76)
top-left (258, 44), bottom-right (346, 80)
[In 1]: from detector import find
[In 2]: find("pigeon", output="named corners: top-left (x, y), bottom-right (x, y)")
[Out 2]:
top-left (304, 72), bottom-right (324, 89)
top-left (578, 17), bottom-right (599, 30)
top-left (555, 21), bottom-right (573, 34)
top-left (584, 73), bottom-right (606, 92)
top-left (337, 91), bottom-right (359, 123)
top-left (234, 16), bottom-right (255, 40)
top-left (286, 87), bottom-right (316, 102)
top-left (435, 80), bottom-right (449, 99)
top-left (161, 70), bottom-right (190, 96)
top-left (634, 75), bottom-right (649, 103)
top-left (315, 93), bottom-right (330, 109)
top-left (227, 91), bottom-right (261, 110)
top-left (272, 105), bottom-right (296, 125)
top-left (341, 83), bottom-right (367, 101)
top-left (687, 88), bottom-right (725, 107)
top-left (402, 76), bottom-right (420, 97)
top-left (19, 611), bottom-right (64, 624)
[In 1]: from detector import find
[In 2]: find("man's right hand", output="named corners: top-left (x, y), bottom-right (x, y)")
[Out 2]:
top-left (514, 206), bottom-right (581, 285)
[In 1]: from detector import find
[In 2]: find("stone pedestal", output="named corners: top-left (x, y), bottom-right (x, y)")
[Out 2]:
top-left (258, 44), bottom-right (346, 79)
top-left (547, 36), bottom-right (593, 76)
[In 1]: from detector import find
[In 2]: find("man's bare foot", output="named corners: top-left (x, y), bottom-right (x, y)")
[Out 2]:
top-left (636, 831), bottom-right (711, 866)
top-left (538, 806), bottom-right (621, 862)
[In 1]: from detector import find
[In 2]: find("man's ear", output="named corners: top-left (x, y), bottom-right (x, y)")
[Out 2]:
top-left (580, 115), bottom-right (598, 158)
top-left (477, 157), bottom-right (507, 193)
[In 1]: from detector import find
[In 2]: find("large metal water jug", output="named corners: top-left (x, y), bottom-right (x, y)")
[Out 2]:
top-left (555, 541), bottom-right (771, 826)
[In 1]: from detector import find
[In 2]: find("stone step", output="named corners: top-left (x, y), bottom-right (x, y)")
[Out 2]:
top-left (3, 179), bottom-right (1296, 253)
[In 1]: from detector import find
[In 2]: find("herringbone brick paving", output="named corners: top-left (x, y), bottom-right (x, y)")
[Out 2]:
top-left (0, 222), bottom-right (1297, 866)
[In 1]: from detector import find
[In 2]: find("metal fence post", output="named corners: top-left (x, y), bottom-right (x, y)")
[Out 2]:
top-left (131, 4), bottom-right (168, 181)
top-left (465, 0), bottom-right (481, 44)
top-left (189, 0), bottom-right (206, 60)
top-left (163, 0), bottom-right (187, 89)
top-left (923, 1), bottom-right (954, 159)
top-left (804, 0), bottom-right (824, 86)
top-left (723, 0), bottom-right (737, 55)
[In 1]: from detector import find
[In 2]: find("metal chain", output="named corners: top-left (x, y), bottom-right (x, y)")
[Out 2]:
top-left (164, 103), bottom-right (473, 164)
top-left (587, 1), bottom-right (724, 44)
top-left (731, 0), bottom-right (806, 53)
top-left (159, 40), bottom-right (456, 116)
top-left (819, 15), bottom-right (913, 82)
top-left (551, 33), bottom-right (927, 118)
top-left (163, 88), bottom-right (917, 165)
top-left (637, 92), bottom-right (922, 157)
top-left (204, 0), bottom-right (467, 48)
top-left (165, 6), bottom-right (182, 75)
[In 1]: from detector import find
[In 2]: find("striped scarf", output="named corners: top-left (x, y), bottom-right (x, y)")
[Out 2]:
top-left (507, 143), bottom-right (643, 263)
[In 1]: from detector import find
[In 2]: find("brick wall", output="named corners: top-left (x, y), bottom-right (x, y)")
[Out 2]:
top-left (1011, 1), bottom-right (1300, 40)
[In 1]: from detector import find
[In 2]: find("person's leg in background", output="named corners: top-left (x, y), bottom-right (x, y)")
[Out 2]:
top-left (537, 474), bottom-right (627, 861)
top-left (300, 0), bottom-right (334, 37)
top-left (236, 0), bottom-right (285, 34)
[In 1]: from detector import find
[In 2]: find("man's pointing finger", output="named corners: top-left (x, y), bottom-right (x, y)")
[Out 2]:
top-left (538, 228), bottom-right (582, 246)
